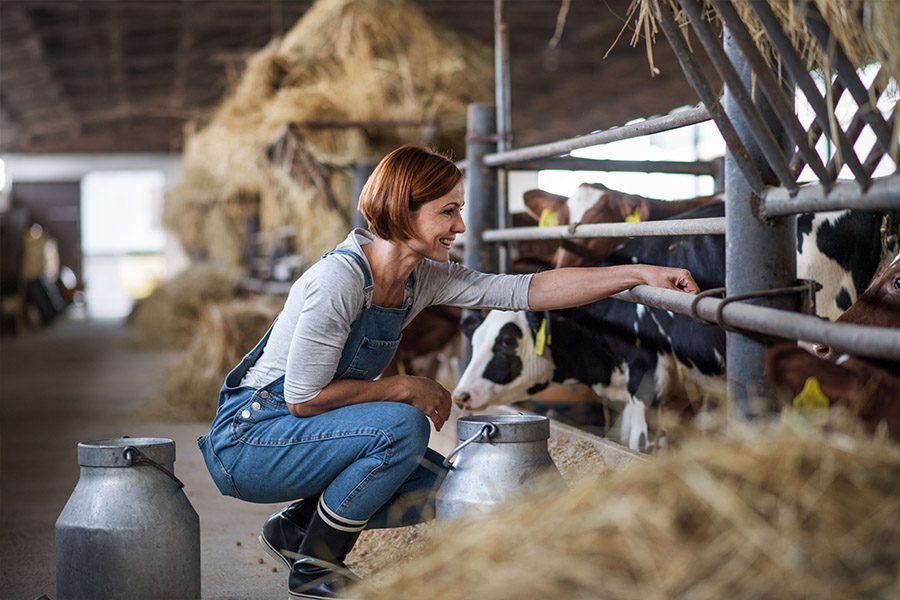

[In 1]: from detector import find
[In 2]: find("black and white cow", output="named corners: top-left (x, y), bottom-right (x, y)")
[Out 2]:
top-left (797, 210), bottom-right (899, 319)
top-left (455, 203), bottom-right (727, 450)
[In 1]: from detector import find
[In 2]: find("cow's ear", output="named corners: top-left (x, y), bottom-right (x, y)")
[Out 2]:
top-left (523, 189), bottom-right (567, 222)
top-left (461, 313), bottom-right (485, 339)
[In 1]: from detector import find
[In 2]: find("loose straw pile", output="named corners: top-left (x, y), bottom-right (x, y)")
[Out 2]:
top-left (358, 421), bottom-right (900, 599)
top-left (129, 263), bottom-right (242, 348)
top-left (149, 295), bottom-right (283, 422)
top-left (164, 0), bottom-right (491, 266)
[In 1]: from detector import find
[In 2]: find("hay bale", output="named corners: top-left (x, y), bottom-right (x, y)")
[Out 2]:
top-left (151, 296), bottom-right (283, 422)
top-left (129, 263), bottom-right (242, 347)
top-left (165, 0), bottom-right (492, 266)
top-left (359, 421), bottom-right (900, 599)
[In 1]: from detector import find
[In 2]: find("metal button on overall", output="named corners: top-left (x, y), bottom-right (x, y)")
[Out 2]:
top-left (241, 410), bottom-right (251, 419)
top-left (251, 402), bottom-right (261, 410)
top-left (259, 391), bottom-right (270, 399)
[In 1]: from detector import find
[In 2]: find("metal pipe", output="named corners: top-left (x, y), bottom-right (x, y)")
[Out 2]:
top-left (800, 1), bottom-right (895, 157)
top-left (762, 173), bottom-right (900, 217)
top-left (652, 1), bottom-right (766, 194)
top-left (482, 105), bottom-right (710, 167)
top-left (709, 0), bottom-right (831, 188)
top-left (722, 24), bottom-right (797, 416)
top-left (464, 103), bottom-right (499, 274)
top-left (680, 0), bottom-right (798, 193)
top-left (748, 0), bottom-right (870, 187)
top-left (791, 77), bottom-right (844, 177)
top-left (509, 157), bottom-right (717, 175)
top-left (615, 285), bottom-right (900, 362)
top-left (482, 217), bottom-right (725, 242)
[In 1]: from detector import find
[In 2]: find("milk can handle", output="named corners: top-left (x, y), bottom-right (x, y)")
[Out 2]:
top-left (442, 423), bottom-right (497, 470)
top-left (124, 446), bottom-right (185, 489)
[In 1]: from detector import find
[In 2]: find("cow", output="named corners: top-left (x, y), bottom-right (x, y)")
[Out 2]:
top-left (797, 210), bottom-right (899, 320)
top-left (767, 252), bottom-right (900, 438)
top-left (523, 183), bottom-right (720, 268)
top-left (454, 202), bottom-right (728, 451)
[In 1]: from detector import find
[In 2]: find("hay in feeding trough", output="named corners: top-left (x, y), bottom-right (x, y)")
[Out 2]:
top-left (165, 0), bottom-right (491, 267)
top-left (147, 295), bottom-right (284, 422)
top-left (358, 420), bottom-right (900, 600)
top-left (129, 263), bottom-right (242, 348)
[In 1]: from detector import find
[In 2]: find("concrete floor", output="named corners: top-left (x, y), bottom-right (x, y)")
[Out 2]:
top-left (0, 317), bottom-right (295, 599)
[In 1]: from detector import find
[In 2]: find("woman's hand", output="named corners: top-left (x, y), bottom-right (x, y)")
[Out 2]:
top-left (638, 265), bottom-right (700, 294)
top-left (400, 375), bottom-right (452, 431)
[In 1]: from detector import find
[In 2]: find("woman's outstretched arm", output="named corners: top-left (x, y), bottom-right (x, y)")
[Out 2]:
top-left (527, 264), bottom-right (699, 311)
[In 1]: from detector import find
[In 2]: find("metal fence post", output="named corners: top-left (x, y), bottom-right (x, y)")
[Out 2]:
top-left (461, 103), bottom-right (498, 367)
top-left (723, 28), bottom-right (797, 417)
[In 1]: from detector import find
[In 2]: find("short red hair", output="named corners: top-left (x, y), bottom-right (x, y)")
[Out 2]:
top-left (358, 145), bottom-right (462, 241)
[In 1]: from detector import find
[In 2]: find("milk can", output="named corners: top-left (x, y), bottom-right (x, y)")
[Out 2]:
top-left (435, 415), bottom-right (564, 521)
top-left (55, 437), bottom-right (200, 600)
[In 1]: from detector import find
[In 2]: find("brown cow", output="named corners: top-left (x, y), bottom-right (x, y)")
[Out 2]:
top-left (523, 183), bottom-right (720, 268)
top-left (767, 253), bottom-right (900, 437)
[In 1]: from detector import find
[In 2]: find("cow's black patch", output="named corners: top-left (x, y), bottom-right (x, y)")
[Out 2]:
top-left (797, 213), bottom-right (814, 254)
top-left (482, 322), bottom-right (523, 384)
top-left (835, 287), bottom-right (852, 310)
top-left (815, 212), bottom-right (883, 299)
top-left (526, 381), bottom-right (550, 395)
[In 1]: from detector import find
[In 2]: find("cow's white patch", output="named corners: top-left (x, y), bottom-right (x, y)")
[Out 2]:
top-left (798, 211), bottom-right (857, 321)
top-left (620, 397), bottom-right (648, 451)
top-left (566, 184), bottom-right (603, 224)
top-left (452, 311), bottom-right (555, 409)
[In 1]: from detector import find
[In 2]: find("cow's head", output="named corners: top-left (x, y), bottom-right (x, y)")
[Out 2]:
top-left (814, 251), bottom-right (900, 360)
top-left (452, 310), bottom-right (555, 410)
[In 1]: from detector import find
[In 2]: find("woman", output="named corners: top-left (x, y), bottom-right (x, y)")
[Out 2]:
top-left (198, 145), bottom-right (699, 599)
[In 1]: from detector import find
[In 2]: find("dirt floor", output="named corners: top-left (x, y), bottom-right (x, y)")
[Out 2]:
top-left (0, 316), bottom-right (639, 599)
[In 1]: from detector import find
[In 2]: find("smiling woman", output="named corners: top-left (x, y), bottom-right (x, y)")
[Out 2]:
top-left (196, 144), bottom-right (700, 599)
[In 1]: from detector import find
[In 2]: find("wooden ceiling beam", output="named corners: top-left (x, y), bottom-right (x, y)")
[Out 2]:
top-left (107, 1), bottom-right (132, 120)
top-left (0, 5), bottom-right (81, 138)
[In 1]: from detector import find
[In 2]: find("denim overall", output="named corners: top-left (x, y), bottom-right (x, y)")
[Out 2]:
top-left (198, 248), bottom-right (447, 526)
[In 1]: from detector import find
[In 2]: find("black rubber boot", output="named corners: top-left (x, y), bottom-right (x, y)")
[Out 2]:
top-left (259, 499), bottom-right (316, 568)
top-left (288, 503), bottom-right (364, 599)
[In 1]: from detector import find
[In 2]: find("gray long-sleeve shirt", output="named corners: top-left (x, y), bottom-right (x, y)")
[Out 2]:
top-left (241, 229), bottom-right (534, 403)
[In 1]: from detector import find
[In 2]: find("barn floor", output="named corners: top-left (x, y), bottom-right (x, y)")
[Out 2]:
top-left (0, 316), bottom-right (639, 599)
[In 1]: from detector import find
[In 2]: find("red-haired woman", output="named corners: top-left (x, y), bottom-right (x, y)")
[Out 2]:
top-left (198, 145), bottom-right (698, 599)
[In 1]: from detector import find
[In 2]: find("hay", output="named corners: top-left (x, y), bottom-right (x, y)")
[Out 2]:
top-left (358, 421), bottom-right (900, 600)
top-left (129, 263), bottom-right (242, 347)
top-left (624, 0), bottom-right (899, 162)
top-left (165, 0), bottom-right (492, 266)
top-left (151, 295), bottom-right (284, 422)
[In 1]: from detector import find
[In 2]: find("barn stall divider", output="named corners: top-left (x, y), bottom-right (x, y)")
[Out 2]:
top-left (462, 0), bottom-right (900, 417)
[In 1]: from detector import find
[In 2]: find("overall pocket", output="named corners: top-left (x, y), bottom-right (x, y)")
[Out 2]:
top-left (340, 336), bottom-right (402, 379)
top-left (197, 434), bottom-right (241, 498)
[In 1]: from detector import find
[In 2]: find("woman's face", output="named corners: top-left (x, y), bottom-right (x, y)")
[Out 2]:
top-left (406, 182), bottom-right (466, 262)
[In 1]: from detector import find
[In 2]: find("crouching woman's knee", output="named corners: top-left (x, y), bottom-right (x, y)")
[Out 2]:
top-left (380, 403), bottom-right (431, 459)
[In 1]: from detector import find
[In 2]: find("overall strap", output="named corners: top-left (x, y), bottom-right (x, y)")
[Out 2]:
top-left (322, 248), bottom-right (375, 305)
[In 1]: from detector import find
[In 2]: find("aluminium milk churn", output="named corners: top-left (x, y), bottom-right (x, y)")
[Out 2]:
top-left (435, 415), bottom-right (564, 520)
top-left (55, 437), bottom-right (200, 600)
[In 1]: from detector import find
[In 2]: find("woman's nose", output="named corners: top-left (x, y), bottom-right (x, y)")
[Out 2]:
top-left (453, 215), bottom-right (466, 233)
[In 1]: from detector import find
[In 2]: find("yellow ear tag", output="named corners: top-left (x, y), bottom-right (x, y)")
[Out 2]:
top-left (625, 207), bottom-right (643, 223)
top-left (534, 318), bottom-right (549, 356)
top-left (792, 376), bottom-right (830, 412)
top-left (538, 208), bottom-right (558, 228)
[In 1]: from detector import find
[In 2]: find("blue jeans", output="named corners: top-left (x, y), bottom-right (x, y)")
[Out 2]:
top-left (199, 379), bottom-right (447, 527)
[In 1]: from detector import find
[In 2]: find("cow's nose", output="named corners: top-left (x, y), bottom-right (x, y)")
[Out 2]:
top-left (452, 392), bottom-right (470, 407)
top-left (813, 343), bottom-right (832, 360)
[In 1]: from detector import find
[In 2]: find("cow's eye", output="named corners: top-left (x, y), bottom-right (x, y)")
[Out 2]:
top-left (894, 277), bottom-right (900, 291)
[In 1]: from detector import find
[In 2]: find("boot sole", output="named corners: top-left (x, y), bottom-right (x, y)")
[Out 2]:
top-left (259, 534), bottom-right (299, 569)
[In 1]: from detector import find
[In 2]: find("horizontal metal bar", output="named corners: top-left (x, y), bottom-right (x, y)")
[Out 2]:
top-left (509, 157), bottom-right (717, 175)
top-left (615, 285), bottom-right (900, 361)
top-left (482, 217), bottom-right (725, 242)
top-left (482, 105), bottom-right (710, 167)
top-left (761, 173), bottom-right (900, 217)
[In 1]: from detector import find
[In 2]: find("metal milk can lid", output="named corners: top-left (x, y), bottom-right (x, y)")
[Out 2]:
top-left (77, 437), bottom-right (175, 467)
top-left (456, 414), bottom-right (550, 443)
